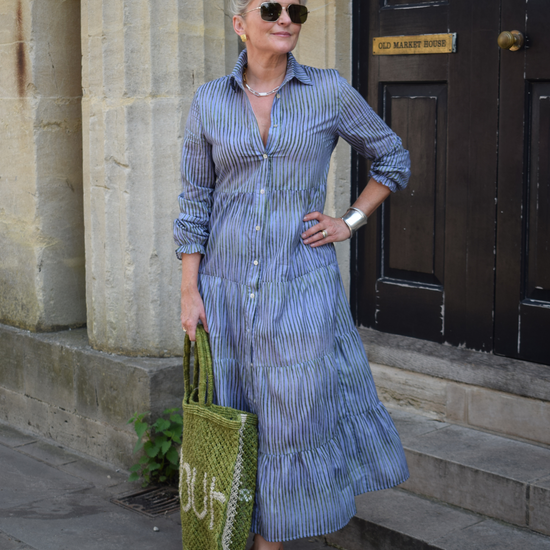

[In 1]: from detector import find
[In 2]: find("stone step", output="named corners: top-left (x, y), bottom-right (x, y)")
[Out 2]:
top-left (326, 487), bottom-right (550, 550)
top-left (388, 407), bottom-right (550, 536)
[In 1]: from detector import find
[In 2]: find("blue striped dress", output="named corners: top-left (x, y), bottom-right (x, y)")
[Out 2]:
top-left (174, 50), bottom-right (410, 543)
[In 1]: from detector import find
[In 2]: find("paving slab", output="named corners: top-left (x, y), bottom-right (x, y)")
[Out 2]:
top-left (0, 530), bottom-right (37, 550)
top-left (0, 490), bottom-right (182, 550)
top-left (0, 445), bottom-right (90, 510)
top-left (16, 441), bottom-right (80, 467)
top-left (0, 425), bottom-right (338, 550)
top-left (0, 424), bottom-right (37, 448)
top-left (58, 458), bottom-right (128, 489)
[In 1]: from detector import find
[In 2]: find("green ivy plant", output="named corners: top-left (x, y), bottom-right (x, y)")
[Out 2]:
top-left (127, 408), bottom-right (183, 487)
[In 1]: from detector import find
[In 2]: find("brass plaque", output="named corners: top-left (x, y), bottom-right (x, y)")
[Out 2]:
top-left (373, 33), bottom-right (457, 55)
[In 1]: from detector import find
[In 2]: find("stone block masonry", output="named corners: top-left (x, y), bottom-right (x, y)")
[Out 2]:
top-left (0, 0), bottom-right (85, 331)
top-left (0, 322), bottom-right (183, 468)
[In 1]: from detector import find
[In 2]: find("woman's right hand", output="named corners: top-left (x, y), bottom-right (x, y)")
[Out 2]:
top-left (181, 284), bottom-right (208, 341)
top-left (180, 252), bottom-right (208, 341)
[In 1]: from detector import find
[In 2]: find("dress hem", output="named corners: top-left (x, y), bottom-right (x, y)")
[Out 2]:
top-left (250, 472), bottom-right (411, 543)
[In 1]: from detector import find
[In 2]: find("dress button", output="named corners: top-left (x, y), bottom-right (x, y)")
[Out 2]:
top-left (260, 189), bottom-right (265, 195)
top-left (263, 154), bottom-right (268, 159)
top-left (276, 94), bottom-right (281, 99)
top-left (253, 260), bottom-right (259, 266)
top-left (255, 225), bottom-right (260, 231)
top-left (250, 293), bottom-right (255, 299)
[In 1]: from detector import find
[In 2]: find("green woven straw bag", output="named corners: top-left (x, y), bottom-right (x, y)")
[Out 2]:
top-left (179, 326), bottom-right (258, 550)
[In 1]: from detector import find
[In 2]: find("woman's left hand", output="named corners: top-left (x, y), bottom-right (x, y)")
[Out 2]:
top-left (301, 211), bottom-right (351, 247)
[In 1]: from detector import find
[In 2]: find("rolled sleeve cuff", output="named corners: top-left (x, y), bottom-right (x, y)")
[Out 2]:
top-left (175, 243), bottom-right (206, 260)
top-left (369, 171), bottom-right (405, 193)
top-left (369, 144), bottom-right (411, 192)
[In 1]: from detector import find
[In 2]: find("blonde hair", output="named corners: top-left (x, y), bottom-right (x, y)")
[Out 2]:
top-left (230, 0), bottom-right (307, 17)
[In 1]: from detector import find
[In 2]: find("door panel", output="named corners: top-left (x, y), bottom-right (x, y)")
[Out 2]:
top-left (384, 84), bottom-right (447, 285)
top-left (494, 1), bottom-right (550, 364)
top-left (526, 84), bottom-right (550, 303)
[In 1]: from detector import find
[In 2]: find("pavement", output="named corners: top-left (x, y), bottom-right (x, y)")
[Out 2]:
top-left (0, 423), bottom-right (333, 550)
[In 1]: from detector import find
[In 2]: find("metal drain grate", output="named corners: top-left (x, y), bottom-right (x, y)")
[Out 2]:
top-left (111, 486), bottom-right (180, 517)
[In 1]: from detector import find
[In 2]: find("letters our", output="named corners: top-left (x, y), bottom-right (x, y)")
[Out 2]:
top-left (180, 462), bottom-right (227, 530)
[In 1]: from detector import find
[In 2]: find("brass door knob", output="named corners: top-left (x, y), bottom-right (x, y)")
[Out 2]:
top-left (498, 30), bottom-right (524, 51)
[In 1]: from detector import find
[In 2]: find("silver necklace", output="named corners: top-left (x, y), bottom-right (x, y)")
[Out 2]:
top-left (243, 67), bottom-right (283, 98)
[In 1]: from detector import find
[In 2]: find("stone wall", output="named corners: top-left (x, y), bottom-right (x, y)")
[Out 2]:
top-left (0, 0), bottom-right (85, 331)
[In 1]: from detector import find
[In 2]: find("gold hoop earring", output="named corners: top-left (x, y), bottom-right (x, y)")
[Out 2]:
top-left (240, 34), bottom-right (247, 43)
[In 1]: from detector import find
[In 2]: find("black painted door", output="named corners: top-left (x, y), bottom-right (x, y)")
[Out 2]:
top-left (352, 0), bottom-right (550, 365)
top-left (494, 0), bottom-right (550, 364)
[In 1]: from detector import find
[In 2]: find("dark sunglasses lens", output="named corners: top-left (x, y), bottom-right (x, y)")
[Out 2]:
top-left (260, 3), bottom-right (282, 21)
top-left (288, 4), bottom-right (308, 24)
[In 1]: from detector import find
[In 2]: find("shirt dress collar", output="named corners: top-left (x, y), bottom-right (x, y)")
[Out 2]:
top-left (229, 50), bottom-right (313, 92)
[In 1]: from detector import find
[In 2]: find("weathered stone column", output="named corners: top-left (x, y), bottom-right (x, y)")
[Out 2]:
top-left (0, 0), bottom-right (84, 330)
top-left (81, 0), bottom-right (239, 356)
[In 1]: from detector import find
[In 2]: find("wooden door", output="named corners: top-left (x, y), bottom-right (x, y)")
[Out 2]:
top-left (494, 0), bottom-right (550, 364)
top-left (352, 0), bottom-right (550, 365)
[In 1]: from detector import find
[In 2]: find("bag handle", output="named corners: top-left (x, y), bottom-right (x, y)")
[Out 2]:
top-left (183, 325), bottom-right (214, 406)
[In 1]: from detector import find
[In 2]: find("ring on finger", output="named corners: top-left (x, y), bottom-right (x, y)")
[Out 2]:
top-left (322, 229), bottom-right (328, 239)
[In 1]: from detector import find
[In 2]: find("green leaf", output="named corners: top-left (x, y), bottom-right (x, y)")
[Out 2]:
top-left (161, 440), bottom-right (171, 456)
top-left (170, 414), bottom-right (183, 424)
top-left (166, 447), bottom-right (179, 466)
top-left (171, 435), bottom-right (182, 445)
top-left (138, 455), bottom-right (149, 465)
top-left (129, 464), bottom-right (141, 472)
top-left (145, 442), bottom-right (160, 458)
top-left (134, 421), bottom-right (148, 439)
top-left (148, 462), bottom-right (162, 471)
top-left (128, 472), bottom-right (140, 482)
top-left (154, 418), bottom-right (171, 432)
top-left (159, 475), bottom-right (167, 482)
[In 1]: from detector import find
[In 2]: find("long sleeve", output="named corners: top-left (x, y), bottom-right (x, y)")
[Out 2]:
top-left (173, 91), bottom-right (216, 259)
top-left (336, 75), bottom-right (411, 192)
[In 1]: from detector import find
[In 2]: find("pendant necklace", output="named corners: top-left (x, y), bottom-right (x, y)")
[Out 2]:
top-left (243, 66), bottom-right (283, 98)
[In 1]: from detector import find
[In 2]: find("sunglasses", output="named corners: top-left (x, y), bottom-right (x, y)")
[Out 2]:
top-left (242, 2), bottom-right (309, 25)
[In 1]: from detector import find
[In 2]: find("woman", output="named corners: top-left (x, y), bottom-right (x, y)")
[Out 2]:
top-left (174, 1), bottom-right (411, 548)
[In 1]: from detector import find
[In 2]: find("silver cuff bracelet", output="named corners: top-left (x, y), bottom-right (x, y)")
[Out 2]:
top-left (341, 207), bottom-right (368, 238)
